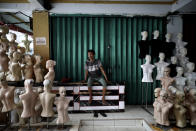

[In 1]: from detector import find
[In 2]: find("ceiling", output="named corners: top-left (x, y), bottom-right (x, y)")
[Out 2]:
top-left (0, 0), bottom-right (195, 34)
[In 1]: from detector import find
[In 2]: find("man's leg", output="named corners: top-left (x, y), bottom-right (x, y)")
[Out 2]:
top-left (98, 77), bottom-right (107, 105)
top-left (87, 77), bottom-right (93, 104)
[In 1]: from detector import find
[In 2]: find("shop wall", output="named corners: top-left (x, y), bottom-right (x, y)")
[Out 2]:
top-left (50, 15), bottom-right (166, 105)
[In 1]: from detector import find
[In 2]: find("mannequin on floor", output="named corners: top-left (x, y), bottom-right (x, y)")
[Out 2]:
top-left (184, 62), bottom-right (196, 91)
top-left (153, 89), bottom-right (173, 126)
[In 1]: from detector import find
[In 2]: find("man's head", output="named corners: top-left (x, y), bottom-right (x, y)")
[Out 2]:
top-left (88, 49), bottom-right (95, 61)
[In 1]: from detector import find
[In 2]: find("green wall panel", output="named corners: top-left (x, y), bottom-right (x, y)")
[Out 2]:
top-left (49, 15), bottom-right (166, 105)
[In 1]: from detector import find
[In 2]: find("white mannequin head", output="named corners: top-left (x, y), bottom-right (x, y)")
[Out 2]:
top-left (145, 55), bottom-right (151, 64)
top-left (179, 48), bottom-right (187, 57)
top-left (176, 67), bottom-right (184, 77)
top-left (43, 79), bottom-right (51, 92)
top-left (59, 87), bottom-right (66, 97)
top-left (141, 31), bottom-right (148, 40)
top-left (177, 33), bottom-right (183, 41)
top-left (165, 33), bottom-right (172, 42)
top-left (159, 52), bottom-right (165, 61)
top-left (153, 30), bottom-right (159, 39)
top-left (171, 56), bottom-right (177, 64)
top-left (186, 62), bottom-right (195, 72)
top-left (46, 60), bottom-right (56, 69)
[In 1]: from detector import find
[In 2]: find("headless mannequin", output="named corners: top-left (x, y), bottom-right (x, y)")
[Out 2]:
top-left (0, 75), bottom-right (16, 112)
top-left (0, 43), bottom-right (9, 73)
top-left (39, 80), bottom-right (55, 117)
top-left (23, 55), bottom-right (34, 79)
top-left (141, 55), bottom-right (155, 82)
top-left (34, 55), bottom-right (44, 83)
top-left (7, 52), bottom-right (22, 81)
top-left (22, 34), bottom-right (32, 53)
top-left (155, 53), bottom-right (169, 80)
top-left (173, 91), bottom-right (187, 128)
top-left (138, 31), bottom-right (150, 59)
top-left (185, 89), bottom-right (196, 125)
top-left (162, 33), bottom-right (175, 59)
top-left (19, 79), bottom-right (38, 118)
top-left (150, 30), bottom-right (162, 58)
top-left (153, 90), bottom-right (173, 126)
top-left (54, 87), bottom-right (70, 125)
top-left (44, 60), bottom-right (56, 83)
top-left (168, 56), bottom-right (178, 77)
top-left (184, 62), bottom-right (196, 90)
top-left (174, 67), bottom-right (187, 92)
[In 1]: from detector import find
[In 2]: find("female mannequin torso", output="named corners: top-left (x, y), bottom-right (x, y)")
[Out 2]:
top-left (39, 80), bottom-right (55, 117)
top-left (0, 79), bottom-right (16, 112)
top-left (174, 67), bottom-right (187, 92)
top-left (19, 79), bottom-right (38, 118)
top-left (141, 55), bottom-right (155, 82)
top-left (44, 60), bottom-right (56, 82)
top-left (54, 87), bottom-right (70, 124)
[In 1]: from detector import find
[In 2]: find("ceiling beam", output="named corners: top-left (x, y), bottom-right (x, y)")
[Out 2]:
top-left (171, 0), bottom-right (192, 12)
top-left (28, 0), bottom-right (45, 10)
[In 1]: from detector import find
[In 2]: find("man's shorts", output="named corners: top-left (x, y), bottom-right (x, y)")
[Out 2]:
top-left (87, 76), bottom-right (107, 87)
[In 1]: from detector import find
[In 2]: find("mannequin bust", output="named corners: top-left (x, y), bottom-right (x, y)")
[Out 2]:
top-left (34, 55), bottom-right (44, 83)
top-left (162, 33), bottom-right (175, 59)
top-left (173, 91), bottom-right (187, 128)
top-left (174, 67), bottom-right (187, 92)
top-left (7, 52), bottom-right (22, 81)
top-left (185, 89), bottom-right (196, 125)
top-left (154, 88), bottom-right (161, 100)
top-left (184, 62), bottom-right (196, 90)
top-left (54, 87), bottom-right (70, 124)
top-left (23, 55), bottom-right (34, 79)
top-left (22, 34), bottom-right (32, 53)
top-left (0, 75), bottom-right (16, 112)
top-left (153, 90), bottom-right (173, 126)
top-left (160, 67), bottom-right (174, 91)
top-left (19, 79), bottom-right (38, 118)
top-left (44, 60), bottom-right (56, 82)
top-left (168, 56), bottom-right (178, 77)
top-left (0, 44), bottom-right (9, 73)
top-left (155, 53), bottom-right (169, 80)
top-left (138, 31), bottom-right (150, 59)
top-left (0, 25), bottom-right (9, 44)
top-left (141, 55), bottom-right (155, 82)
top-left (9, 33), bottom-right (18, 52)
top-left (150, 30), bottom-right (162, 58)
top-left (176, 33), bottom-right (188, 50)
top-left (178, 48), bottom-right (189, 69)
top-left (39, 80), bottom-right (55, 117)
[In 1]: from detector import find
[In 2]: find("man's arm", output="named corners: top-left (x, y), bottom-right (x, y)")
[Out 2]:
top-left (84, 69), bottom-right (88, 81)
top-left (100, 66), bottom-right (108, 82)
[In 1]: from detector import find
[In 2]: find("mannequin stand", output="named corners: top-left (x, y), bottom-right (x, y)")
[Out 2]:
top-left (47, 117), bottom-right (49, 129)
top-left (141, 82), bottom-right (153, 115)
top-left (28, 118), bottom-right (31, 129)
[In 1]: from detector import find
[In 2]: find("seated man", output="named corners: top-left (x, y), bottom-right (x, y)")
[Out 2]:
top-left (84, 49), bottom-right (109, 117)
